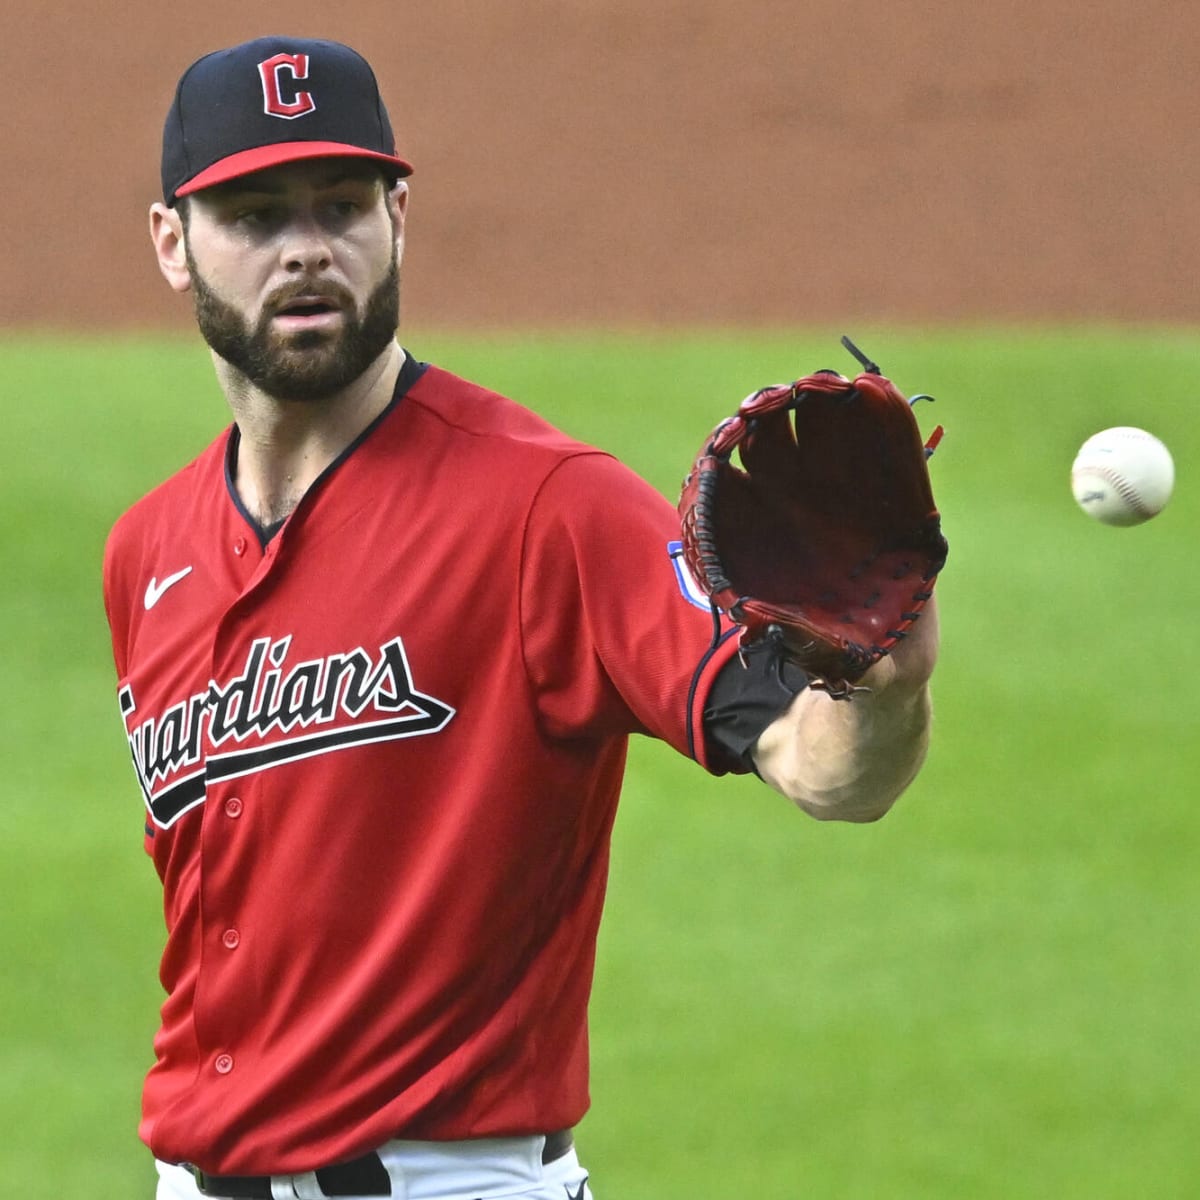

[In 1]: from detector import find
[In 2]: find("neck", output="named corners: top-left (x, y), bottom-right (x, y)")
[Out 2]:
top-left (221, 341), bottom-right (404, 528)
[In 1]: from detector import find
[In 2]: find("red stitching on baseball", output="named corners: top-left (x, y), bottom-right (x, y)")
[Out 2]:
top-left (1076, 465), bottom-right (1152, 517)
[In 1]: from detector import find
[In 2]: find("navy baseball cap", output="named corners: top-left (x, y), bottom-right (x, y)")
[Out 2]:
top-left (161, 36), bottom-right (414, 205)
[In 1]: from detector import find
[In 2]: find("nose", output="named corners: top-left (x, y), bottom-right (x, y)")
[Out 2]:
top-left (278, 214), bottom-right (333, 274)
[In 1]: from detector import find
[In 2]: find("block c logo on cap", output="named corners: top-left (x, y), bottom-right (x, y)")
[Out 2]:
top-left (258, 53), bottom-right (316, 119)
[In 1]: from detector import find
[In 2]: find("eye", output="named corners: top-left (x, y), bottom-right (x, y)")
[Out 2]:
top-left (322, 197), bottom-right (367, 225)
top-left (235, 205), bottom-right (284, 231)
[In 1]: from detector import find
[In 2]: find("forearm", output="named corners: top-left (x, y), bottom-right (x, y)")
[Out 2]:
top-left (752, 682), bottom-right (931, 821)
top-left (750, 598), bottom-right (940, 822)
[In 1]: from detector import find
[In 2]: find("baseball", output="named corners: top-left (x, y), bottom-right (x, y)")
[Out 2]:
top-left (1070, 426), bottom-right (1175, 526)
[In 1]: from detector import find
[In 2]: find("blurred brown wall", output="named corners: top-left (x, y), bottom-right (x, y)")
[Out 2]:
top-left (4, 1), bottom-right (1197, 331)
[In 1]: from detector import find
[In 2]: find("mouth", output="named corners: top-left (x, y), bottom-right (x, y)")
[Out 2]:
top-left (270, 296), bottom-right (346, 333)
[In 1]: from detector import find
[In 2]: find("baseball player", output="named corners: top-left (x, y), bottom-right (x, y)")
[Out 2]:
top-left (103, 36), bottom-right (940, 1200)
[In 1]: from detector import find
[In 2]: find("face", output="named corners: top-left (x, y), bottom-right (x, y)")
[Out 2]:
top-left (154, 161), bottom-right (407, 401)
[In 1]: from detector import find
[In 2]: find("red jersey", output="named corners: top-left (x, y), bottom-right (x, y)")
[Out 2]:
top-left (103, 356), bottom-right (743, 1175)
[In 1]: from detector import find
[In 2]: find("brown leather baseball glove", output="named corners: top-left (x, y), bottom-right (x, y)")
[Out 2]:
top-left (678, 338), bottom-right (948, 698)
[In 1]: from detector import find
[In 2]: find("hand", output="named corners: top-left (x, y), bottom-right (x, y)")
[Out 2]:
top-left (855, 594), bottom-right (940, 702)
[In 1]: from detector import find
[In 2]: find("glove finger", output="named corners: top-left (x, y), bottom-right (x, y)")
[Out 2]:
top-left (736, 407), bottom-right (800, 488)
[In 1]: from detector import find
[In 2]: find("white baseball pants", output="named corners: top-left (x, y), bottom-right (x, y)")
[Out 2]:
top-left (155, 1135), bottom-right (594, 1200)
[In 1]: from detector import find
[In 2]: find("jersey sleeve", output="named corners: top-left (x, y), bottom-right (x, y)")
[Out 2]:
top-left (518, 451), bottom-right (746, 772)
top-left (102, 511), bottom-right (141, 682)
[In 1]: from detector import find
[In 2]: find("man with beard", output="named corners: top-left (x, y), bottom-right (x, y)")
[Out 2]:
top-left (103, 35), bottom-right (940, 1200)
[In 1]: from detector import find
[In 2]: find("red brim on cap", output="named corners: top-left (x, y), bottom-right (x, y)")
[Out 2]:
top-left (175, 141), bottom-right (414, 198)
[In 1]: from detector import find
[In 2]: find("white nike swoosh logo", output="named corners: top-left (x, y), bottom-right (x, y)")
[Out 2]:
top-left (144, 566), bottom-right (193, 610)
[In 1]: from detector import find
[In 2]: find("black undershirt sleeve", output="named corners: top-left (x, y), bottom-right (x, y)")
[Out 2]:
top-left (701, 637), bottom-right (810, 774)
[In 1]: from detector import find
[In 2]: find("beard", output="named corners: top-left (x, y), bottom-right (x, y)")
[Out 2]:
top-left (187, 248), bottom-right (401, 402)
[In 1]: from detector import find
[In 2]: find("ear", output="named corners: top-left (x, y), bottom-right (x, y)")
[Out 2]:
top-left (387, 181), bottom-right (409, 262)
top-left (149, 203), bottom-right (192, 294)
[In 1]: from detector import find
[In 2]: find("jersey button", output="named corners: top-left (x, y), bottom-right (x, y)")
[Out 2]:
top-left (224, 797), bottom-right (243, 819)
top-left (214, 1053), bottom-right (234, 1075)
top-left (222, 928), bottom-right (240, 950)
top-left (233, 536), bottom-right (248, 557)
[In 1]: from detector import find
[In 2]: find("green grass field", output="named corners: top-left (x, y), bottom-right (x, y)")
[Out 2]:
top-left (3, 327), bottom-right (1198, 1197)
